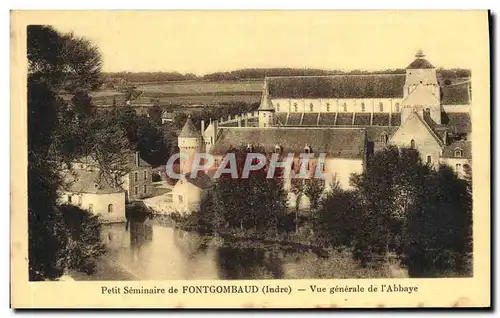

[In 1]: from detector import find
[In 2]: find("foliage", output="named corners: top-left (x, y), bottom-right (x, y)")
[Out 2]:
top-left (56, 205), bottom-right (107, 275)
top-left (28, 25), bottom-right (106, 280)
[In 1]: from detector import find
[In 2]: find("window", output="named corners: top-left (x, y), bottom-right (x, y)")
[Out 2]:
top-left (309, 103), bottom-right (314, 112)
top-left (410, 139), bottom-right (416, 149)
top-left (263, 112), bottom-right (266, 118)
top-left (67, 195), bottom-right (72, 203)
top-left (108, 204), bottom-right (113, 214)
top-left (456, 163), bottom-right (462, 172)
top-left (134, 172), bottom-right (138, 182)
top-left (395, 103), bottom-right (400, 112)
top-left (246, 144), bottom-right (253, 152)
top-left (274, 144), bottom-right (282, 153)
top-left (178, 195), bottom-right (184, 204)
top-left (343, 103), bottom-right (347, 112)
top-left (425, 108), bottom-right (430, 114)
top-left (89, 204), bottom-right (93, 213)
top-left (143, 184), bottom-right (147, 193)
top-left (455, 149), bottom-right (463, 158)
top-left (143, 170), bottom-right (147, 180)
top-left (263, 123), bottom-right (267, 128)
top-left (276, 103), bottom-right (280, 112)
top-left (326, 103), bottom-right (330, 112)
top-left (294, 103), bottom-right (298, 112)
top-left (361, 103), bottom-right (366, 112)
top-left (379, 102), bottom-right (384, 112)
top-left (77, 196), bottom-right (82, 206)
top-left (380, 132), bottom-right (388, 144)
top-left (427, 155), bottom-right (432, 164)
top-left (134, 186), bottom-right (138, 195)
top-left (304, 144), bottom-right (311, 154)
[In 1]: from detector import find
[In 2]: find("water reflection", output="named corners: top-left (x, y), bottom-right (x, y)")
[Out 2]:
top-left (96, 219), bottom-right (384, 280)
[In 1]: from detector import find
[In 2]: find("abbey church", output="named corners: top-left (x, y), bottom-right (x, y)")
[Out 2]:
top-left (173, 51), bottom-right (472, 210)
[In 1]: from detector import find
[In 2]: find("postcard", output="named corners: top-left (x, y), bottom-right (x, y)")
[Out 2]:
top-left (10, 10), bottom-right (491, 308)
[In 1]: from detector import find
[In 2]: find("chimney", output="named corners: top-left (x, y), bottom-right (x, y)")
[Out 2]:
top-left (201, 119), bottom-right (205, 134)
top-left (135, 151), bottom-right (140, 167)
top-left (237, 115), bottom-right (241, 127)
top-left (244, 114), bottom-right (248, 127)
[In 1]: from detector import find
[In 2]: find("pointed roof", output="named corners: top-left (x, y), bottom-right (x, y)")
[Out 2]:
top-left (179, 116), bottom-right (200, 138)
top-left (399, 111), bottom-right (444, 147)
top-left (402, 83), bottom-right (440, 106)
top-left (258, 79), bottom-right (275, 111)
top-left (406, 50), bottom-right (435, 69)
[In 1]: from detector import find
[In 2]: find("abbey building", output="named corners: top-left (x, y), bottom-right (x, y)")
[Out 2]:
top-left (175, 51), bottom-right (472, 208)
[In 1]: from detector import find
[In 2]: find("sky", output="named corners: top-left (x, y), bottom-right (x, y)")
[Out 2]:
top-left (35, 10), bottom-right (487, 75)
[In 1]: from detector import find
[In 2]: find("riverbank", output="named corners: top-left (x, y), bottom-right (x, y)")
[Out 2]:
top-left (68, 257), bottom-right (137, 281)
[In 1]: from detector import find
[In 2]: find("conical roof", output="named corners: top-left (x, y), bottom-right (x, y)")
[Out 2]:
top-left (406, 50), bottom-right (435, 69)
top-left (179, 116), bottom-right (200, 138)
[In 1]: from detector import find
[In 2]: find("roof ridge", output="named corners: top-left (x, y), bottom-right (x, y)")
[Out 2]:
top-left (265, 73), bottom-right (405, 80)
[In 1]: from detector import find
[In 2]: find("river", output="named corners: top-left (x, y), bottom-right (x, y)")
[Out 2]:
top-left (71, 220), bottom-right (404, 280)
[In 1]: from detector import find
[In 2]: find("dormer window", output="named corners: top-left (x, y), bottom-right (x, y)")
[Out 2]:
top-left (454, 148), bottom-right (463, 158)
top-left (304, 143), bottom-right (312, 154)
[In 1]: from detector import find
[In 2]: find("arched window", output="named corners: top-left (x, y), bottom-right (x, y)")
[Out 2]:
top-left (454, 148), bottom-right (463, 158)
top-left (395, 103), bottom-right (400, 112)
top-left (294, 103), bottom-right (298, 112)
top-left (276, 103), bottom-right (280, 112)
top-left (108, 204), bottom-right (113, 214)
top-left (361, 103), bottom-right (366, 112)
top-left (343, 103), bottom-right (347, 112)
top-left (304, 143), bottom-right (311, 154)
top-left (379, 102), bottom-right (384, 112)
top-left (410, 139), bottom-right (416, 149)
top-left (326, 103), bottom-right (330, 112)
top-left (309, 103), bottom-right (314, 112)
top-left (427, 155), bottom-right (432, 164)
top-left (425, 108), bottom-right (431, 114)
top-left (380, 132), bottom-right (388, 144)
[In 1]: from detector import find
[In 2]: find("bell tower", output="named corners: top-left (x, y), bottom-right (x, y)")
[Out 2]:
top-left (258, 79), bottom-right (275, 128)
top-left (402, 50), bottom-right (442, 124)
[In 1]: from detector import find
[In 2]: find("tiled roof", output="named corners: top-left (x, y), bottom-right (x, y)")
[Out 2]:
top-left (210, 127), bottom-right (366, 159)
top-left (179, 116), bottom-right (201, 138)
top-left (390, 113), bottom-right (401, 126)
top-left (287, 113), bottom-right (302, 126)
top-left (185, 171), bottom-right (214, 189)
top-left (302, 113), bottom-right (319, 126)
top-left (318, 113), bottom-right (336, 126)
top-left (336, 113), bottom-right (353, 126)
top-left (63, 169), bottom-right (123, 194)
top-left (442, 140), bottom-right (472, 159)
top-left (353, 113), bottom-right (371, 126)
top-left (441, 112), bottom-right (471, 135)
top-left (275, 113), bottom-right (288, 126)
top-left (267, 75), bottom-right (406, 99)
top-left (406, 58), bottom-right (435, 69)
top-left (441, 85), bottom-right (471, 105)
top-left (372, 113), bottom-right (390, 126)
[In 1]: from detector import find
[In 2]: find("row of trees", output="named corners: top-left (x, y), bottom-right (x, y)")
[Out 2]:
top-left (185, 145), bottom-right (472, 278)
top-left (101, 67), bottom-right (471, 84)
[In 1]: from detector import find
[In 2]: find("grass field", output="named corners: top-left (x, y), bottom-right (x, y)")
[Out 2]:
top-left (91, 80), bottom-right (264, 106)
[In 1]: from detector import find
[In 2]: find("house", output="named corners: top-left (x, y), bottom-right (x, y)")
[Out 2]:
top-left (161, 111), bottom-right (175, 124)
top-left (171, 171), bottom-right (214, 214)
top-left (70, 151), bottom-right (153, 202)
top-left (58, 169), bottom-right (126, 223)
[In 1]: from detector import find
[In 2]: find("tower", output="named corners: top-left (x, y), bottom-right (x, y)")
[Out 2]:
top-left (258, 79), bottom-right (275, 128)
top-left (402, 50), bottom-right (442, 124)
top-left (178, 115), bottom-right (202, 175)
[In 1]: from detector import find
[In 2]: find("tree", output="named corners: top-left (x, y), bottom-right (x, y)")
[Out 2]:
top-left (28, 25), bottom-right (105, 280)
top-left (147, 105), bottom-right (163, 125)
top-left (71, 90), bottom-right (94, 118)
top-left (304, 178), bottom-right (326, 213)
top-left (291, 179), bottom-right (305, 233)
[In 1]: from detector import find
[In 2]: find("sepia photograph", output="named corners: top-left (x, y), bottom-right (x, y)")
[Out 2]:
top-left (10, 10), bottom-right (490, 308)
